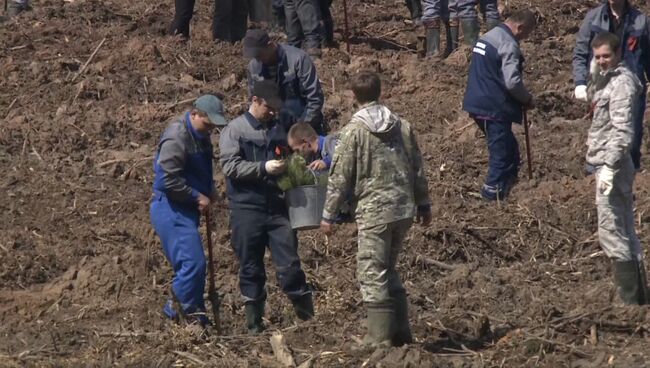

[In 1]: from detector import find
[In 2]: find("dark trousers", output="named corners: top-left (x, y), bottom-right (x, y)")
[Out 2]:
top-left (318, 0), bottom-right (334, 44)
top-left (169, 0), bottom-right (195, 38)
top-left (631, 90), bottom-right (646, 170)
top-left (272, 0), bottom-right (286, 31)
top-left (475, 119), bottom-right (520, 200)
top-left (285, 0), bottom-right (322, 50)
top-left (230, 208), bottom-right (310, 303)
top-left (213, 0), bottom-right (249, 42)
top-left (405, 0), bottom-right (422, 19)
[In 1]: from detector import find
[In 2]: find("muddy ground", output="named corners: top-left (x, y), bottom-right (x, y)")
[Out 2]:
top-left (2, 0), bottom-right (650, 366)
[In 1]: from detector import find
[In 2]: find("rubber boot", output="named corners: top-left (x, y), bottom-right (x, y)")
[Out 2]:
top-left (461, 18), bottom-right (480, 47)
top-left (244, 301), bottom-right (265, 334)
top-left (391, 291), bottom-right (413, 346)
top-left (425, 27), bottom-right (441, 58)
top-left (614, 261), bottom-right (646, 305)
top-left (362, 302), bottom-right (395, 348)
top-left (292, 294), bottom-right (315, 321)
top-left (486, 18), bottom-right (500, 31)
top-left (446, 19), bottom-right (459, 55)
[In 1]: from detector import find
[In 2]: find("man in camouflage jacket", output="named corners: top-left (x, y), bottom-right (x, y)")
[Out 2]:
top-left (320, 72), bottom-right (432, 347)
top-left (587, 32), bottom-right (647, 305)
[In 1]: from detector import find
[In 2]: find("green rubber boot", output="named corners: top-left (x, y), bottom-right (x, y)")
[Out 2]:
top-left (245, 301), bottom-right (265, 334)
top-left (425, 27), bottom-right (441, 58)
top-left (486, 18), bottom-right (500, 31)
top-left (461, 18), bottom-right (480, 47)
top-left (391, 291), bottom-right (413, 346)
top-left (362, 302), bottom-right (395, 348)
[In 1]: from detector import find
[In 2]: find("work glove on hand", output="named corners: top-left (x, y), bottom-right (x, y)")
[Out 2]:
top-left (574, 85), bottom-right (588, 102)
top-left (598, 165), bottom-right (615, 196)
top-left (264, 159), bottom-right (287, 175)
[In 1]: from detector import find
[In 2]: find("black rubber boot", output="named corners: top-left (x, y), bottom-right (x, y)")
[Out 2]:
top-left (461, 18), bottom-right (480, 46)
top-left (486, 18), bottom-right (500, 31)
top-left (391, 291), bottom-right (413, 346)
top-left (6, 1), bottom-right (29, 17)
top-left (614, 261), bottom-right (647, 305)
top-left (362, 302), bottom-right (395, 348)
top-left (292, 294), bottom-right (315, 321)
top-left (425, 27), bottom-right (441, 58)
top-left (446, 19), bottom-right (459, 55)
top-left (245, 301), bottom-right (265, 334)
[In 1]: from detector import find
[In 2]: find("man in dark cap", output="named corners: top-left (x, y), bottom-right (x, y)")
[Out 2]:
top-left (219, 81), bottom-right (315, 334)
top-left (150, 95), bottom-right (227, 327)
top-left (243, 29), bottom-right (326, 135)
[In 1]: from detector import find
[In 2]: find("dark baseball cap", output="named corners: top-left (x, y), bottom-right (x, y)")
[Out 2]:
top-left (243, 29), bottom-right (271, 58)
top-left (193, 95), bottom-right (227, 126)
top-left (251, 80), bottom-right (283, 110)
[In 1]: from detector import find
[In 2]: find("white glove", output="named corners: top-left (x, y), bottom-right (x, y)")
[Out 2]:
top-left (574, 85), bottom-right (588, 102)
top-left (598, 165), bottom-right (615, 196)
top-left (264, 160), bottom-right (286, 175)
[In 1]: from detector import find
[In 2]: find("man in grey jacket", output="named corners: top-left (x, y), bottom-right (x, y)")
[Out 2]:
top-left (462, 9), bottom-right (535, 201)
top-left (573, 0), bottom-right (650, 171)
top-left (587, 32), bottom-right (647, 305)
top-left (220, 81), bottom-right (314, 334)
top-left (243, 29), bottom-right (326, 135)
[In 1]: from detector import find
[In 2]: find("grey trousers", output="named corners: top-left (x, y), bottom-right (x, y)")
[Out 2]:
top-left (284, 0), bottom-right (322, 50)
top-left (596, 156), bottom-right (642, 261)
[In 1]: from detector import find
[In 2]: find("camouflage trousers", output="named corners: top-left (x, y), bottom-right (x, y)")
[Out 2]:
top-left (357, 218), bottom-right (413, 303)
top-left (596, 156), bottom-right (642, 262)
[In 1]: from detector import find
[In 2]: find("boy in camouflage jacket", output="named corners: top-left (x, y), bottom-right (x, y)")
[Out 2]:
top-left (320, 72), bottom-right (432, 347)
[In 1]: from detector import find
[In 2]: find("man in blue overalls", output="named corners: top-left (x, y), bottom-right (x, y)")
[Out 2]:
top-left (150, 95), bottom-right (227, 326)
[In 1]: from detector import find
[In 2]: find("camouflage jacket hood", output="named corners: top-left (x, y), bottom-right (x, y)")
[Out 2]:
top-left (350, 102), bottom-right (401, 134)
top-left (321, 104), bottom-right (431, 229)
top-left (586, 63), bottom-right (642, 168)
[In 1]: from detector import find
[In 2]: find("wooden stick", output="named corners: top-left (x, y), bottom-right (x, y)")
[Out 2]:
top-left (523, 109), bottom-right (533, 180)
top-left (342, 0), bottom-right (350, 54)
top-left (417, 256), bottom-right (459, 271)
top-left (5, 97), bottom-right (17, 119)
top-left (72, 37), bottom-right (106, 82)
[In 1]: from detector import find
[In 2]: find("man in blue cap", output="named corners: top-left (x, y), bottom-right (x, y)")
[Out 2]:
top-left (150, 95), bottom-right (227, 326)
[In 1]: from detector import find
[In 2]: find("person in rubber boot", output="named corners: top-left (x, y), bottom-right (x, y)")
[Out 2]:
top-left (455, 0), bottom-right (500, 47)
top-left (219, 81), bottom-right (315, 334)
top-left (586, 32), bottom-right (648, 305)
top-left (320, 72), bottom-right (432, 348)
top-left (462, 9), bottom-right (536, 201)
top-left (150, 95), bottom-right (228, 327)
top-left (421, 0), bottom-right (457, 58)
top-left (212, 0), bottom-right (249, 43)
top-left (243, 29), bottom-right (327, 135)
top-left (573, 0), bottom-right (650, 173)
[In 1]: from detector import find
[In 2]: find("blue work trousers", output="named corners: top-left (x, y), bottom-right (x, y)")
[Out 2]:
top-left (229, 208), bottom-right (310, 303)
top-left (476, 119), bottom-right (520, 200)
top-left (150, 194), bottom-right (207, 319)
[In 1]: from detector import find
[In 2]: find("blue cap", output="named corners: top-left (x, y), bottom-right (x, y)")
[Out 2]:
top-left (193, 95), bottom-right (227, 127)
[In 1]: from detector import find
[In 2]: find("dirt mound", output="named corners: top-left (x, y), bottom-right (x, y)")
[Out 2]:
top-left (2, 0), bottom-right (650, 366)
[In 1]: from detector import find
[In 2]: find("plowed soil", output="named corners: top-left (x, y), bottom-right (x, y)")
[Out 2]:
top-left (2, 0), bottom-right (650, 366)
